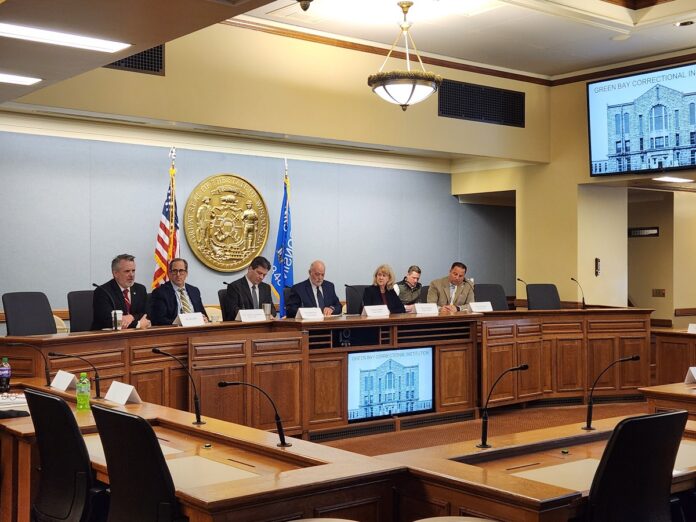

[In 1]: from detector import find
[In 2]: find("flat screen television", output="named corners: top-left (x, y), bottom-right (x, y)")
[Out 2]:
top-left (587, 61), bottom-right (696, 176)
top-left (347, 347), bottom-right (434, 422)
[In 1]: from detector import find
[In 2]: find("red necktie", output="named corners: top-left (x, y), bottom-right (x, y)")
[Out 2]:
top-left (123, 289), bottom-right (131, 314)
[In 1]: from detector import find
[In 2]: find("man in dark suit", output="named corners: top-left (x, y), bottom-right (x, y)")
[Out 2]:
top-left (285, 260), bottom-right (342, 318)
top-left (150, 258), bottom-right (208, 326)
top-left (92, 253), bottom-right (151, 330)
top-left (223, 256), bottom-right (276, 321)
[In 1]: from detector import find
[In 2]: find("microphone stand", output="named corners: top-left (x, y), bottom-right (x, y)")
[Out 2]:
top-left (7, 342), bottom-right (51, 386)
top-left (48, 352), bottom-right (102, 398)
top-left (583, 355), bottom-right (640, 431)
top-left (570, 277), bottom-right (586, 309)
top-left (478, 364), bottom-right (529, 448)
top-left (92, 283), bottom-right (118, 330)
top-left (151, 348), bottom-right (205, 425)
top-left (218, 380), bottom-right (292, 447)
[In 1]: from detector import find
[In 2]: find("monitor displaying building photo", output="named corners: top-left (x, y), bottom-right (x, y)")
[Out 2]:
top-left (347, 347), bottom-right (434, 422)
top-left (587, 62), bottom-right (696, 176)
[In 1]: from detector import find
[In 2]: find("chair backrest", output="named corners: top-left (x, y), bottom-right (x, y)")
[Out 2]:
top-left (474, 284), bottom-right (509, 311)
top-left (67, 290), bottom-right (94, 332)
top-left (218, 288), bottom-right (230, 321)
top-left (345, 285), bottom-right (367, 315)
top-left (419, 285), bottom-right (429, 303)
top-left (92, 404), bottom-right (183, 522)
top-left (283, 287), bottom-right (293, 308)
top-left (2, 292), bottom-right (57, 336)
top-left (587, 410), bottom-right (687, 522)
top-left (24, 388), bottom-right (98, 522)
top-left (525, 283), bottom-right (561, 310)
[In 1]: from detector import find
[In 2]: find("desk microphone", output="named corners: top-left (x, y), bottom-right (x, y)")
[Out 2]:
top-left (583, 354), bottom-right (640, 431)
top-left (516, 278), bottom-right (527, 286)
top-left (218, 380), bottom-right (292, 447)
top-left (151, 348), bottom-right (204, 425)
top-left (92, 283), bottom-right (118, 330)
top-left (570, 277), bottom-right (586, 309)
top-left (7, 342), bottom-right (51, 386)
top-left (48, 352), bottom-right (102, 398)
top-left (477, 364), bottom-right (529, 448)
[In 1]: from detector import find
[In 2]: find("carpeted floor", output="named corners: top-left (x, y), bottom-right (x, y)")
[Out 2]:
top-left (323, 402), bottom-right (649, 456)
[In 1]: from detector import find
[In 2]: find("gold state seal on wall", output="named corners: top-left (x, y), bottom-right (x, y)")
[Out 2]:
top-left (184, 174), bottom-right (269, 272)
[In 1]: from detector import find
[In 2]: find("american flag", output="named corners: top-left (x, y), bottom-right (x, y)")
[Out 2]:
top-left (152, 151), bottom-right (179, 289)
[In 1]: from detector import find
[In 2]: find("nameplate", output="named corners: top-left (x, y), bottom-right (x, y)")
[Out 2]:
top-left (296, 307), bottom-right (324, 321)
top-left (685, 367), bottom-right (696, 384)
top-left (50, 370), bottom-right (76, 391)
top-left (175, 312), bottom-right (206, 327)
top-left (362, 305), bottom-right (390, 318)
top-left (468, 301), bottom-right (493, 312)
top-left (104, 381), bottom-right (142, 405)
top-left (688, 323), bottom-right (696, 334)
top-left (414, 303), bottom-right (439, 315)
top-left (235, 309), bottom-right (267, 322)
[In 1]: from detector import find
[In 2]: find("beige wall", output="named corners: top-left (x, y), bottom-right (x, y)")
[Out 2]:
top-left (628, 192), bottom-right (674, 320)
top-left (577, 185), bottom-right (627, 307)
top-left (18, 23), bottom-right (550, 163)
top-left (673, 192), bottom-right (696, 328)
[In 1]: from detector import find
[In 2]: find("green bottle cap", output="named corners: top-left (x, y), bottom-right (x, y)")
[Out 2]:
top-left (1, 357), bottom-right (7, 363)
top-left (80, 372), bottom-right (87, 378)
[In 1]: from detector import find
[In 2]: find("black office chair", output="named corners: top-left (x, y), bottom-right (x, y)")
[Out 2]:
top-left (2, 291), bottom-right (57, 336)
top-left (92, 404), bottom-right (187, 522)
top-left (283, 287), bottom-right (293, 311)
top-left (585, 409), bottom-right (687, 522)
top-left (24, 388), bottom-right (108, 522)
top-left (419, 285), bottom-right (429, 303)
top-left (474, 284), bottom-right (509, 311)
top-left (67, 290), bottom-right (95, 332)
top-left (525, 283), bottom-right (561, 310)
top-left (218, 288), bottom-right (231, 321)
top-left (345, 285), bottom-right (367, 315)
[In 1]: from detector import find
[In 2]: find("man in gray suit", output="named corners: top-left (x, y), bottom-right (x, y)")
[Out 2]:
top-left (427, 262), bottom-right (474, 313)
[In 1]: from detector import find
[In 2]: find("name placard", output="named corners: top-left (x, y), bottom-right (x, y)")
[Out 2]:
top-left (362, 305), bottom-right (390, 318)
top-left (104, 381), bottom-right (143, 405)
top-left (296, 307), bottom-right (324, 321)
top-left (468, 301), bottom-right (493, 312)
top-left (50, 370), bottom-right (76, 391)
top-left (414, 303), bottom-right (438, 315)
top-left (175, 312), bottom-right (206, 327)
top-left (688, 323), bottom-right (696, 334)
top-left (235, 309), bottom-right (267, 322)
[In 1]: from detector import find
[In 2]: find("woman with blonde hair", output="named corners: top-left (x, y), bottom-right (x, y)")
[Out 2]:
top-left (362, 264), bottom-right (406, 314)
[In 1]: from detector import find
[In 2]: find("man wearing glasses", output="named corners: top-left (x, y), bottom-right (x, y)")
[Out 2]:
top-left (150, 258), bottom-right (208, 325)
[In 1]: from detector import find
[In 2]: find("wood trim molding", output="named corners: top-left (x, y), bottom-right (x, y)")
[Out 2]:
top-left (651, 318), bottom-right (673, 327)
top-left (601, 0), bottom-right (674, 9)
top-left (0, 309), bottom-right (69, 323)
top-left (674, 308), bottom-right (696, 317)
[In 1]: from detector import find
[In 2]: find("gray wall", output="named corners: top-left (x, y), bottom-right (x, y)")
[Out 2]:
top-left (0, 131), bottom-right (515, 327)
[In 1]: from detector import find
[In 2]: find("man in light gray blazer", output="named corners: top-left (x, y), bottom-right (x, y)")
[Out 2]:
top-left (427, 262), bottom-right (474, 313)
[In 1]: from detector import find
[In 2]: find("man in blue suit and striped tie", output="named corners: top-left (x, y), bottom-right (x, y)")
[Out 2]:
top-left (150, 258), bottom-right (208, 325)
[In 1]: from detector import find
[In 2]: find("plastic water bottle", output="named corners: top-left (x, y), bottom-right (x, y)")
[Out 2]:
top-left (76, 372), bottom-right (91, 411)
top-left (0, 358), bottom-right (10, 394)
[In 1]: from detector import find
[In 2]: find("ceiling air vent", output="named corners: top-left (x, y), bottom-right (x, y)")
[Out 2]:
top-left (105, 45), bottom-right (164, 76)
top-left (438, 79), bottom-right (525, 127)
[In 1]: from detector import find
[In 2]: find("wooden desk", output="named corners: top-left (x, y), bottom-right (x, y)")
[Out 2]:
top-left (378, 415), bottom-right (696, 522)
top-left (0, 308), bottom-right (651, 442)
top-left (652, 328), bottom-right (696, 385)
top-left (640, 382), bottom-right (696, 419)
top-left (478, 308), bottom-right (651, 409)
top-left (0, 379), bottom-right (402, 522)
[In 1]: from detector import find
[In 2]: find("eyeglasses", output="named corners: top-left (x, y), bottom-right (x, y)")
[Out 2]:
top-left (170, 269), bottom-right (187, 274)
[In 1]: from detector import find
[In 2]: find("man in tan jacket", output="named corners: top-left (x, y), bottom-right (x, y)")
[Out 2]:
top-left (427, 262), bottom-right (474, 313)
